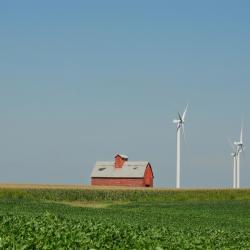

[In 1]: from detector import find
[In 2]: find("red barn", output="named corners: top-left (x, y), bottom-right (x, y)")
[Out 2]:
top-left (91, 154), bottom-right (154, 187)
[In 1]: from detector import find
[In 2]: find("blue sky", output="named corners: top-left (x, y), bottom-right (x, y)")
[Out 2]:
top-left (0, 1), bottom-right (250, 187)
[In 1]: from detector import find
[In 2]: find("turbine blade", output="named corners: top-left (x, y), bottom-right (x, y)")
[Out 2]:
top-left (240, 125), bottom-right (243, 143)
top-left (241, 146), bottom-right (246, 159)
top-left (181, 124), bottom-right (186, 143)
top-left (178, 112), bottom-right (182, 121)
top-left (182, 104), bottom-right (188, 122)
top-left (237, 146), bottom-right (241, 155)
top-left (177, 123), bottom-right (181, 131)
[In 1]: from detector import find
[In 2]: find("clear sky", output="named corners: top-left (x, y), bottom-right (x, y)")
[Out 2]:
top-left (0, 1), bottom-right (250, 187)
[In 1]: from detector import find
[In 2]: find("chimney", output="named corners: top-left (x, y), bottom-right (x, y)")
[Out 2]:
top-left (115, 154), bottom-right (128, 168)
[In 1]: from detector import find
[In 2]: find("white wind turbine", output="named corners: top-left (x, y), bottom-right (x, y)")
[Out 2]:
top-left (231, 151), bottom-right (237, 189)
top-left (234, 125), bottom-right (245, 189)
top-left (228, 139), bottom-right (237, 189)
top-left (173, 104), bottom-right (188, 189)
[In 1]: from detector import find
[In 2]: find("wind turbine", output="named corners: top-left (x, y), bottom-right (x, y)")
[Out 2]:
top-left (228, 138), bottom-right (237, 189)
top-left (234, 125), bottom-right (245, 189)
top-left (173, 104), bottom-right (188, 189)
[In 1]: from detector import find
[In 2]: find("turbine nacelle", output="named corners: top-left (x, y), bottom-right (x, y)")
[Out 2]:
top-left (173, 104), bottom-right (188, 127)
top-left (234, 141), bottom-right (241, 146)
top-left (173, 119), bottom-right (181, 124)
top-left (234, 142), bottom-right (244, 151)
top-left (231, 152), bottom-right (237, 158)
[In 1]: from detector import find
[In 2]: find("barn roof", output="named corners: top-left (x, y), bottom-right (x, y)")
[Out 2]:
top-left (91, 161), bottom-right (150, 178)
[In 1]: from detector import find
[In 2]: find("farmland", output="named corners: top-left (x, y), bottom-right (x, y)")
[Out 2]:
top-left (0, 185), bottom-right (250, 249)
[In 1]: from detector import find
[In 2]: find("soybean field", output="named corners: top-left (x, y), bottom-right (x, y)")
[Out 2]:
top-left (0, 186), bottom-right (250, 249)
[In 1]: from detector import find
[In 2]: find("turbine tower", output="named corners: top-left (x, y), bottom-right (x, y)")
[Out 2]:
top-left (173, 104), bottom-right (188, 189)
top-left (234, 125), bottom-right (245, 189)
top-left (231, 152), bottom-right (237, 189)
top-left (228, 138), bottom-right (237, 189)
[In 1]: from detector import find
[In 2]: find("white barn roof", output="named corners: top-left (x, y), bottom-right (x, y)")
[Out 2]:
top-left (91, 161), bottom-right (150, 178)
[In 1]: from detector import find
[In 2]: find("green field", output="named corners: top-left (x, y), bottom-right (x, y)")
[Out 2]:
top-left (0, 186), bottom-right (250, 249)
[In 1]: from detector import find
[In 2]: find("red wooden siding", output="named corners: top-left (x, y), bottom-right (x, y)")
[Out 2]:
top-left (91, 178), bottom-right (145, 187)
top-left (144, 165), bottom-right (154, 187)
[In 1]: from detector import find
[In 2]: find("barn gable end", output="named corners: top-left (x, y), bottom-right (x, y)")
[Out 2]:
top-left (144, 164), bottom-right (154, 187)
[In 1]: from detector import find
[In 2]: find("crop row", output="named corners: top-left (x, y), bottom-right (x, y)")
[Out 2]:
top-left (0, 212), bottom-right (250, 249)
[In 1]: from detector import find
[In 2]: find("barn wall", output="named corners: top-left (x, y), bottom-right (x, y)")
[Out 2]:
top-left (144, 165), bottom-right (154, 187)
top-left (91, 178), bottom-right (145, 187)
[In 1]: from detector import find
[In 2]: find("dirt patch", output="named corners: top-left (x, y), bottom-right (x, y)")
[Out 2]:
top-left (56, 201), bottom-right (129, 208)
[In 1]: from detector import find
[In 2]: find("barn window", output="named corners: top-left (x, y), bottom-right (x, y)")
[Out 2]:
top-left (98, 167), bottom-right (106, 171)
